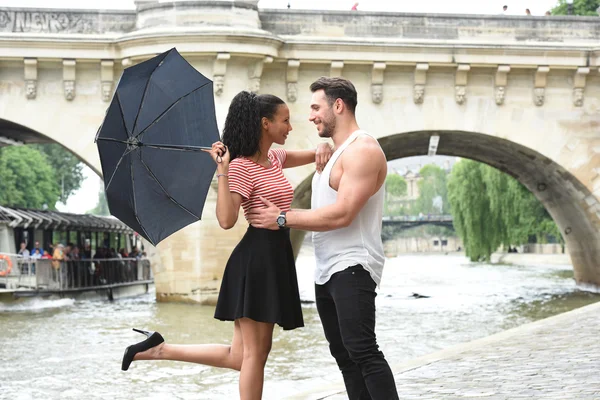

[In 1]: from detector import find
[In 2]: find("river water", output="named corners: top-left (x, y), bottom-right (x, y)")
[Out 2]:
top-left (1, 253), bottom-right (599, 400)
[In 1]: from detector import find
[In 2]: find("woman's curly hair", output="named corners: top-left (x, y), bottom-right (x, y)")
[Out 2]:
top-left (222, 91), bottom-right (285, 160)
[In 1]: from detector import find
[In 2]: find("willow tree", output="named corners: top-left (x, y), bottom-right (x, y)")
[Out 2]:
top-left (448, 160), bottom-right (501, 261)
top-left (448, 160), bottom-right (563, 262)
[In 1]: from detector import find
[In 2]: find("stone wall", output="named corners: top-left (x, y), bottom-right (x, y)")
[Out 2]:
top-left (384, 237), bottom-right (463, 257)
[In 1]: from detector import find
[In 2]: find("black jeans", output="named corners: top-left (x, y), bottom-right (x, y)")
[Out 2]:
top-left (315, 265), bottom-right (399, 400)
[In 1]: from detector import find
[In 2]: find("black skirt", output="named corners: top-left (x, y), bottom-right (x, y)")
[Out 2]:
top-left (214, 225), bottom-right (304, 331)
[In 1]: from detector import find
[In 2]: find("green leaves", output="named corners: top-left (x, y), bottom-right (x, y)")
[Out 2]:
top-left (386, 174), bottom-right (407, 197)
top-left (551, 0), bottom-right (599, 16)
top-left (32, 144), bottom-right (84, 204)
top-left (447, 160), bottom-right (562, 262)
top-left (384, 174), bottom-right (408, 215)
top-left (0, 146), bottom-right (60, 209)
top-left (415, 164), bottom-right (448, 215)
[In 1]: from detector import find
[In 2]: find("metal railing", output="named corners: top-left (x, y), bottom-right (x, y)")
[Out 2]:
top-left (382, 214), bottom-right (454, 222)
top-left (0, 252), bottom-right (152, 291)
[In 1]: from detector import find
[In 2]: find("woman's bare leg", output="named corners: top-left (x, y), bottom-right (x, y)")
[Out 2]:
top-left (238, 317), bottom-right (274, 400)
top-left (133, 320), bottom-right (244, 370)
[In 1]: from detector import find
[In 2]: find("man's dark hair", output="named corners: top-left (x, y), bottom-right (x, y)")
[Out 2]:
top-left (310, 77), bottom-right (358, 114)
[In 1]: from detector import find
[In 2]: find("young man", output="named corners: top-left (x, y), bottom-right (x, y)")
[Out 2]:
top-left (248, 77), bottom-right (398, 399)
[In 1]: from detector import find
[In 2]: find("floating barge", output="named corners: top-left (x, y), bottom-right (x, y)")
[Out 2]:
top-left (0, 256), bottom-right (153, 302)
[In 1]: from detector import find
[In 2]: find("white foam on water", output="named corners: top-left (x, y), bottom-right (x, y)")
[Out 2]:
top-left (0, 297), bottom-right (75, 312)
top-left (576, 281), bottom-right (600, 294)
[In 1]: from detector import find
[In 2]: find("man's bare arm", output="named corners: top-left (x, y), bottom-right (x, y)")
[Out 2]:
top-left (285, 141), bottom-right (385, 231)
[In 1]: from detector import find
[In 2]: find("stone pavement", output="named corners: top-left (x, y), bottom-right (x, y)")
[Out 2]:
top-left (290, 300), bottom-right (600, 399)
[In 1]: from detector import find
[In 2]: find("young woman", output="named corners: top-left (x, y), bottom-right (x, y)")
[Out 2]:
top-left (121, 91), bottom-right (332, 399)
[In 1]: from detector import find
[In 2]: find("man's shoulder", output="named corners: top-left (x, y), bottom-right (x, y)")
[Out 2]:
top-left (344, 134), bottom-right (384, 160)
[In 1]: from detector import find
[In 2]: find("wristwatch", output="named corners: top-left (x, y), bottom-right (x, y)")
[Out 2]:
top-left (276, 211), bottom-right (287, 229)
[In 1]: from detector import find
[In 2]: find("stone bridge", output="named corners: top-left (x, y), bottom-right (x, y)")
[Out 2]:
top-left (381, 215), bottom-right (455, 240)
top-left (0, 1), bottom-right (599, 302)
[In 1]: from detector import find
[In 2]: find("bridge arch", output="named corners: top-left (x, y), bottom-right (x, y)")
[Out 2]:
top-left (291, 130), bottom-right (600, 288)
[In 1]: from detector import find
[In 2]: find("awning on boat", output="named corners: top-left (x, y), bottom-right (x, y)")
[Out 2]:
top-left (0, 205), bottom-right (132, 233)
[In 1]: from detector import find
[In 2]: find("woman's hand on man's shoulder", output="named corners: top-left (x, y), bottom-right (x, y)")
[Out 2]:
top-left (315, 143), bottom-right (333, 173)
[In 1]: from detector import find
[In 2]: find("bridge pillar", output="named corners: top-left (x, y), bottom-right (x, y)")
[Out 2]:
top-left (148, 185), bottom-right (247, 304)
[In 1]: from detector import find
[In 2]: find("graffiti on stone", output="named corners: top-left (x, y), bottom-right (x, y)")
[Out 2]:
top-left (0, 10), bottom-right (135, 34)
top-left (0, 11), bottom-right (10, 28)
top-left (14, 12), bottom-right (93, 33)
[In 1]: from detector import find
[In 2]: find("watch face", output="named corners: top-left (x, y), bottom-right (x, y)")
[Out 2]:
top-left (277, 216), bottom-right (285, 226)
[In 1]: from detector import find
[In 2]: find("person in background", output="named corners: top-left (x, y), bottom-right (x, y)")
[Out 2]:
top-left (17, 242), bottom-right (30, 257)
top-left (51, 244), bottom-right (65, 285)
top-left (32, 241), bottom-right (43, 255)
top-left (29, 248), bottom-right (41, 274)
top-left (525, 8), bottom-right (531, 15)
top-left (83, 239), bottom-right (92, 259)
top-left (351, 2), bottom-right (359, 11)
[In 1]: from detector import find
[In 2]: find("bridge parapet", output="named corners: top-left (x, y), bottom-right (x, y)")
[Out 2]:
top-left (261, 10), bottom-right (600, 46)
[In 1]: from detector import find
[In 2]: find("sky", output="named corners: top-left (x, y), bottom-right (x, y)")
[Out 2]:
top-left (5, 0), bottom-right (559, 213)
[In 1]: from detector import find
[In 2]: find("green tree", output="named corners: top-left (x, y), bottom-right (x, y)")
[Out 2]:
top-left (551, 0), bottom-right (599, 15)
top-left (384, 173), bottom-right (407, 215)
top-left (447, 160), bottom-right (499, 261)
top-left (415, 164), bottom-right (448, 215)
top-left (386, 173), bottom-right (407, 197)
top-left (447, 160), bottom-right (563, 262)
top-left (32, 143), bottom-right (84, 203)
top-left (0, 146), bottom-right (60, 209)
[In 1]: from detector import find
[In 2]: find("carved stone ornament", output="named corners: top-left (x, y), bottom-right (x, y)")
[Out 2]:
top-left (25, 80), bottom-right (36, 100)
top-left (455, 86), bottom-right (466, 105)
top-left (101, 82), bottom-right (113, 102)
top-left (286, 59), bottom-right (300, 102)
top-left (413, 84), bottom-right (425, 104)
top-left (533, 87), bottom-right (545, 106)
top-left (213, 75), bottom-right (225, 96)
top-left (287, 82), bottom-right (298, 103)
top-left (249, 77), bottom-right (260, 94)
top-left (371, 84), bottom-right (383, 104)
top-left (64, 80), bottom-right (75, 101)
top-left (573, 88), bottom-right (584, 107)
top-left (494, 86), bottom-right (506, 106)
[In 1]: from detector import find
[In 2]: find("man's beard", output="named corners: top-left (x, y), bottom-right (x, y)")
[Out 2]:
top-left (318, 116), bottom-right (336, 138)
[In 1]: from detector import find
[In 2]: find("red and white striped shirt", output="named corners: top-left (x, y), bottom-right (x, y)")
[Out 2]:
top-left (228, 149), bottom-right (294, 219)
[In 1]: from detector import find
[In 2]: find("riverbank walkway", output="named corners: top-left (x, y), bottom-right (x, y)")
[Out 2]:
top-left (292, 299), bottom-right (600, 399)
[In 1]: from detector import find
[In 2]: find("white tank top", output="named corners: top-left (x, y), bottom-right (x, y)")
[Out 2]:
top-left (311, 130), bottom-right (386, 286)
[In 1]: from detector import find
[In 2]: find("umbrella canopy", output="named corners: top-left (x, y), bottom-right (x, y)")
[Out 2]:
top-left (95, 48), bottom-right (220, 246)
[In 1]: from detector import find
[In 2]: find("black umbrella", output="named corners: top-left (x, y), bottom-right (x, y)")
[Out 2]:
top-left (95, 48), bottom-right (220, 246)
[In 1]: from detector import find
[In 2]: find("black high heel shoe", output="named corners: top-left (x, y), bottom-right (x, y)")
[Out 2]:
top-left (121, 328), bottom-right (165, 371)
